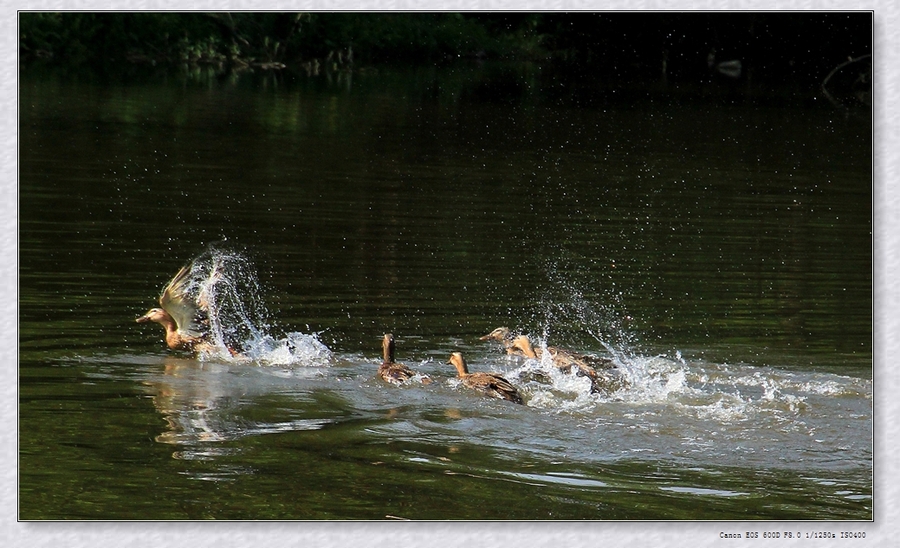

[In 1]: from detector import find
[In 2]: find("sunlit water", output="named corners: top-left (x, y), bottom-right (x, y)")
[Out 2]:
top-left (130, 247), bottom-right (871, 475)
top-left (19, 63), bottom-right (871, 520)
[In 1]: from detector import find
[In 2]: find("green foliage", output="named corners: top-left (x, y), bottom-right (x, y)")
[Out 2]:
top-left (19, 11), bottom-right (871, 87)
top-left (20, 13), bottom-right (220, 64)
top-left (19, 12), bottom-right (544, 68)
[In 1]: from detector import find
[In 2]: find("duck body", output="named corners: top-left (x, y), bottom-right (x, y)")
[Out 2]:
top-left (378, 361), bottom-right (417, 385)
top-left (555, 348), bottom-right (616, 371)
top-left (136, 306), bottom-right (206, 352)
top-left (544, 345), bottom-right (616, 374)
top-left (379, 334), bottom-right (430, 385)
top-left (479, 327), bottom-right (616, 369)
top-left (480, 326), bottom-right (614, 369)
top-left (137, 264), bottom-right (215, 353)
top-left (510, 335), bottom-right (623, 394)
top-left (447, 352), bottom-right (523, 404)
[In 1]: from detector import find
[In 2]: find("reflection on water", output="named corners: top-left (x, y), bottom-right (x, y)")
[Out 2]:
top-left (148, 357), bottom-right (332, 460)
top-left (131, 316), bottom-right (870, 508)
top-left (19, 63), bottom-right (871, 520)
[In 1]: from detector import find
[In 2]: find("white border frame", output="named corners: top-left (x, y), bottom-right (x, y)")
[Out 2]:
top-left (6, 2), bottom-right (893, 547)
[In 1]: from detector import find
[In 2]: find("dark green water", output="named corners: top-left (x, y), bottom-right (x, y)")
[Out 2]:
top-left (19, 62), bottom-right (871, 520)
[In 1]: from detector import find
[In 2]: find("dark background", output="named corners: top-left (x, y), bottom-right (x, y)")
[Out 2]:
top-left (19, 12), bottom-right (871, 89)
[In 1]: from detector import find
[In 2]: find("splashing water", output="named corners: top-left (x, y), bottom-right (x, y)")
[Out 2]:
top-left (493, 257), bottom-right (870, 450)
top-left (179, 244), bottom-right (332, 366)
top-left (534, 256), bottom-right (639, 357)
top-left (493, 256), bottom-right (646, 406)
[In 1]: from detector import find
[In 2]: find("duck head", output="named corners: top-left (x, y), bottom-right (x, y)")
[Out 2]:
top-left (479, 327), bottom-right (511, 342)
top-left (136, 307), bottom-right (173, 325)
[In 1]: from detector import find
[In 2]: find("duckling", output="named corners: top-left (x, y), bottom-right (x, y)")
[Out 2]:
top-left (379, 334), bottom-right (431, 385)
top-left (137, 264), bottom-right (213, 353)
top-left (447, 352), bottom-right (523, 404)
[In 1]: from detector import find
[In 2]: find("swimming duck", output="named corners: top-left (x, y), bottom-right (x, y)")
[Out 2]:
top-left (510, 335), bottom-right (624, 394)
top-left (481, 327), bottom-right (615, 370)
top-left (479, 327), bottom-right (518, 353)
top-left (137, 264), bottom-right (213, 353)
top-left (509, 335), bottom-right (588, 374)
top-left (446, 352), bottom-right (523, 404)
top-left (379, 333), bottom-right (431, 385)
top-left (480, 326), bottom-right (559, 360)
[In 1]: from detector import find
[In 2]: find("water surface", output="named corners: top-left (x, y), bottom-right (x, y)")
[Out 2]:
top-left (19, 63), bottom-right (871, 520)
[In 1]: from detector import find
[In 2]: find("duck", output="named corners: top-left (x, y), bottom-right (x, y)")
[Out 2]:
top-left (509, 334), bottom-right (592, 375)
top-left (481, 326), bottom-right (615, 370)
top-left (446, 352), bottom-right (523, 404)
top-left (510, 335), bottom-right (624, 394)
top-left (479, 326), bottom-right (518, 353)
top-left (136, 264), bottom-right (213, 353)
top-left (379, 333), bottom-right (431, 385)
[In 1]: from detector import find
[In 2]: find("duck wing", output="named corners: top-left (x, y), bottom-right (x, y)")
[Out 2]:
top-left (159, 265), bottom-right (206, 338)
top-left (469, 373), bottom-right (523, 404)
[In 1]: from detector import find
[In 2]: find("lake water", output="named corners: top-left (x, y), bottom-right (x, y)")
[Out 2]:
top-left (19, 61), bottom-right (871, 521)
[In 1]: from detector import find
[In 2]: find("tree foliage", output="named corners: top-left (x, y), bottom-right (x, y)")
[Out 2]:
top-left (20, 12), bottom-right (871, 87)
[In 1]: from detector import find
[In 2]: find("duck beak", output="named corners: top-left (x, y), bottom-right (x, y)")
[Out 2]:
top-left (478, 333), bottom-right (493, 341)
top-left (135, 312), bottom-right (151, 323)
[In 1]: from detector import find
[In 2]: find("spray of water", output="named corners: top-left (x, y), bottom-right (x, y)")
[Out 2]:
top-left (495, 255), bottom-right (698, 409)
top-left (180, 243), bottom-right (332, 366)
top-left (507, 258), bottom-right (867, 449)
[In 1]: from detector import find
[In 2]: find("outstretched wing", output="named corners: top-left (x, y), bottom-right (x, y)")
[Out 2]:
top-left (159, 264), bottom-right (206, 338)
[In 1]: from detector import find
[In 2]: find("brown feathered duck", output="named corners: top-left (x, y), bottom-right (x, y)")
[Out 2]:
top-left (136, 264), bottom-right (221, 354)
top-left (379, 333), bottom-right (431, 385)
top-left (479, 327), bottom-right (519, 353)
top-left (480, 326), bottom-right (615, 370)
top-left (510, 335), bottom-right (625, 395)
top-left (446, 352), bottom-right (523, 404)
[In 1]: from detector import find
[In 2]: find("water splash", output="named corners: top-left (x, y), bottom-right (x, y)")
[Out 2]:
top-left (495, 255), bottom-right (652, 405)
top-left (502, 256), bottom-right (869, 457)
top-left (503, 256), bottom-right (825, 420)
top-left (180, 243), bottom-right (332, 366)
top-left (532, 256), bottom-right (639, 358)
